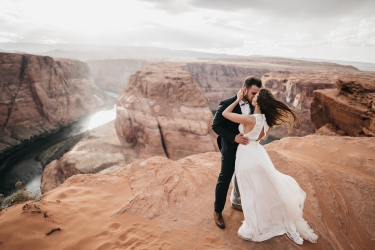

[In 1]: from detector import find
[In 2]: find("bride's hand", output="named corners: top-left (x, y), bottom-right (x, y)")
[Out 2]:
top-left (237, 88), bottom-right (244, 101)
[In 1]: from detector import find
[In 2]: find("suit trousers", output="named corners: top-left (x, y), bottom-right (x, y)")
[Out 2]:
top-left (214, 155), bottom-right (241, 213)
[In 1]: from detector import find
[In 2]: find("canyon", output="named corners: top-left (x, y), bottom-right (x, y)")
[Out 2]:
top-left (0, 53), bottom-right (110, 164)
top-left (89, 57), bottom-right (364, 138)
top-left (5, 55), bottom-right (371, 195)
top-left (40, 57), bottom-right (375, 198)
top-left (1, 52), bottom-right (374, 249)
top-left (41, 64), bottom-right (219, 192)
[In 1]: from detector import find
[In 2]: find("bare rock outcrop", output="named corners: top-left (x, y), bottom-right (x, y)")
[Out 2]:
top-left (41, 121), bottom-right (125, 193)
top-left (184, 58), bottom-right (361, 138)
top-left (315, 123), bottom-right (346, 136)
top-left (87, 59), bottom-right (150, 93)
top-left (1, 135), bottom-right (374, 249)
top-left (0, 52), bottom-right (108, 158)
top-left (311, 74), bottom-right (375, 136)
top-left (262, 72), bottom-right (337, 137)
top-left (115, 64), bottom-right (218, 162)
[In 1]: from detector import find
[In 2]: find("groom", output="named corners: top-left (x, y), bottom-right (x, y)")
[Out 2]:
top-left (212, 76), bottom-right (262, 229)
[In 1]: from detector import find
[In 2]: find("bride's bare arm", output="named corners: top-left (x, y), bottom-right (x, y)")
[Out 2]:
top-left (222, 88), bottom-right (255, 126)
top-left (263, 128), bottom-right (271, 140)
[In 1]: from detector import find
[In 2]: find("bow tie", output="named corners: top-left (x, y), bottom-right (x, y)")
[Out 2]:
top-left (240, 102), bottom-right (249, 106)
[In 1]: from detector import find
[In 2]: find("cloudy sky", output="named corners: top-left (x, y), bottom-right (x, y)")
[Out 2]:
top-left (1, 0), bottom-right (374, 63)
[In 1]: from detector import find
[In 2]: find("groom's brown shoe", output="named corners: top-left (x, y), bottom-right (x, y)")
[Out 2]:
top-left (231, 203), bottom-right (243, 212)
top-left (214, 211), bottom-right (225, 229)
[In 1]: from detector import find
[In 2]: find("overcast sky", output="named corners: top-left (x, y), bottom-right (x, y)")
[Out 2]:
top-left (1, 0), bottom-right (374, 63)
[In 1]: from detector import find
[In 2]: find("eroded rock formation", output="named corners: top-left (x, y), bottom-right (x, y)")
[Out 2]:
top-left (85, 57), bottom-right (363, 138)
top-left (1, 135), bottom-right (374, 249)
top-left (311, 74), bottom-right (375, 136)
top-left (184, 58), bottom-right (361, 138)
top-left (0, 52), bottom-right (108, 158)
top-left (261, 72), bottom-right (338, 137)
top-left (115, 64), bottom-right (218, 161)
top-left (41, 121), bottom-right (125, 193)
top-left (315, 123), bottom-right (347, 136)
top-left (87, 59), bottom-right (150, 93)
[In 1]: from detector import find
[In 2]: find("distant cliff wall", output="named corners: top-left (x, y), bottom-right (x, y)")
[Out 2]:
top-left (261, 72), bottom-right (337, 137)
top-left (87, 59), bottom-right (150, 93)
top-left (0, 52), bottom-right (108, 158)
top-left (184, 63), bottom-right (269, 111)
top-left (184, 61), bottom-right (348, 138)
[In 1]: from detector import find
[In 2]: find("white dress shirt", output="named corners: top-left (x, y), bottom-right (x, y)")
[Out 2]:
top-left (239, 100), bottom-right (251, 115)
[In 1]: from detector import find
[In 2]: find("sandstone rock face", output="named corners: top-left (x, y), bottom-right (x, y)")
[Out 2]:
top-left (0, 52), bottom-right (108, 157)
top-left (87, 59), bottom-right (149, 93)
top-left (262, 72), bottom-right (337, 137)
top-left (41, 121), bottom-right (125, 193)
top-left (184, 58), bottom-right (361, 138)
top-left (311, 74), bottom-right (375, 137)
top-left (84, 57), bottom-right (366, 139)
top-left (1, 135), bottom-right (374, 249)
top-left (184, 63), bottom-right (270, 111)
top-left (115, 64), bottom-right (218, 161)
top-left (336, 75), bottom-right (375, 111)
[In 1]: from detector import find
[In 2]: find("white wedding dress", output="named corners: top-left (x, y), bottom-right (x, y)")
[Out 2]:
top-left (235, 114), bottom-right (318, 245)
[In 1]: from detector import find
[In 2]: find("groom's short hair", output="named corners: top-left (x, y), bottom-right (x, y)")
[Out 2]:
top-left (243, 76), bottom-right (262, 89)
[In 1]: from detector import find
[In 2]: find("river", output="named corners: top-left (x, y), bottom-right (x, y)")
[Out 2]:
top-left (0, 90), bottom-right (278, 198)
top-left (0, 90), bottom-right (118, 198)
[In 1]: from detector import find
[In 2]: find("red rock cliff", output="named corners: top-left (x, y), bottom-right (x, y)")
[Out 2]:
top-left (311, 74), bottom-right (375, 136)
top-left (0, 53), bottom-right (108, 156)
top-left (115, 64), bottom-right (218, 161)
top-left (261, 72), bottom-right (338, 137)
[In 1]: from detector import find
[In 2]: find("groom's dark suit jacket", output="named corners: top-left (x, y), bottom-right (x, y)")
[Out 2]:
top-left (212, 95), bottom-right (254, 157)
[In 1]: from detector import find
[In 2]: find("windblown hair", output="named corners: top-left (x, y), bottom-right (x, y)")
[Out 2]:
top-left (257, 89), bottom-right (300, 132)
top-left (243, 76), bottom-right (262, 89)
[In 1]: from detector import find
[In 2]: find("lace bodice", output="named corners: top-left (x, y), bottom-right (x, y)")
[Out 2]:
top-left (239, 114), bottom-right (269, 141)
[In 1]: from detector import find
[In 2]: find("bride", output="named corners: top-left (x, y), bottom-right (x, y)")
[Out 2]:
top-left (222, 88), bottom-right (318, 245)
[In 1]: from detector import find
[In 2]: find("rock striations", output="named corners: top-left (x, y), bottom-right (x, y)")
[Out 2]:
top-left (115, 64), bottom-right (218, 162)
top-left (311, 74), bottom-right (375, 136)
top-left (0, 52), bottom-right (108, 158)
top-left (1, 135), bottom-right (374, 249)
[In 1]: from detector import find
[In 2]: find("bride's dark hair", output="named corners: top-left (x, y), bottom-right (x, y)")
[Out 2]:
top-left (257, 89), bottom-right (300, 131)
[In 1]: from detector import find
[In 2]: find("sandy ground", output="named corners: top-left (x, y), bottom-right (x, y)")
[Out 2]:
top-left (0, 135), bottom-right (374, 250)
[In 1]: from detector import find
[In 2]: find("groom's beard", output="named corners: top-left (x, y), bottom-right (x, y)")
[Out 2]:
top-left (243, 95), bottom-right (250, 103)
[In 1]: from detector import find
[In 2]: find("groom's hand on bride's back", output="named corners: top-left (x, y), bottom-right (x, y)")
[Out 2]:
top-left (234, 133), bottom-right (249, 145)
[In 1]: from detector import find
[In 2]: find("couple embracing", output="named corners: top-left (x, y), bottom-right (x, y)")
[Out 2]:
top-left (212, 76), bottom-right (318, 245)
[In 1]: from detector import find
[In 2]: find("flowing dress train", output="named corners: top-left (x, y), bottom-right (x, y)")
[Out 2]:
top-left (235, 114), bottom-right (318, 245)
